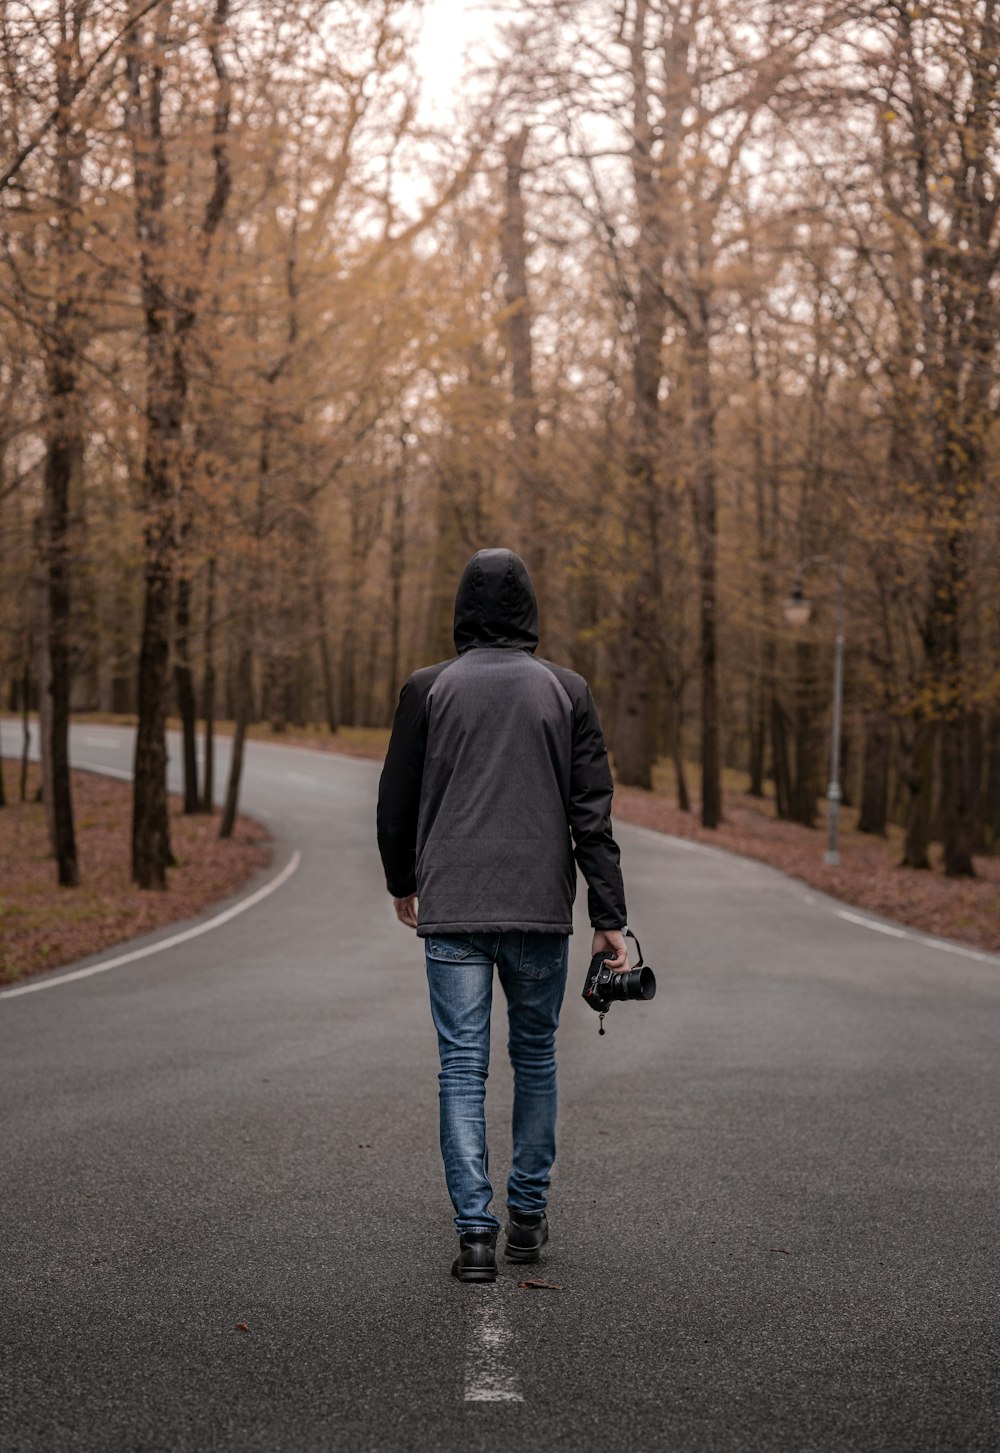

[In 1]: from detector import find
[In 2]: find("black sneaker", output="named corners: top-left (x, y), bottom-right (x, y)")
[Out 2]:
top-left (451, 1230), bottom-right (498, 1283)
top-left (504, 1209), bottom-right (548, 1263)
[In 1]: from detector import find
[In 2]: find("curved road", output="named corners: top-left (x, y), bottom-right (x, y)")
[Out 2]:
top-left (1, 723), bottom-right (998, 1452)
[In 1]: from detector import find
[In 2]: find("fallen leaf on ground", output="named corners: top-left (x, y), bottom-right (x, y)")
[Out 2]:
top-left (235, 1322), bottom-right (250, 1332)
top-left (517, 1278), bottom-right (565, 1291)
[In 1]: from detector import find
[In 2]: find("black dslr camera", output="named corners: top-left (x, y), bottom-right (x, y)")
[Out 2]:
top-left (582, 928), bottom-right (656, 1034)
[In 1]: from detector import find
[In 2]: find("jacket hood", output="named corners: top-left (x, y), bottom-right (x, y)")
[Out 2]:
top-left (453, 548), bottom-right (539, 655)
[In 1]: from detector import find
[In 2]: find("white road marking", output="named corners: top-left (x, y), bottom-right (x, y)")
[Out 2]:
top-left (463, 1287), bottom-right (524, 1404)
top-left (0, 851), bottom-right (302, 1000)
top-left (283, 770), bottom-right (316, 784)
top-left (835, 907), bottom-right (997, 964)
top-left (623, 821), bottom-right (1000, 969)
top-left (836, 909), bottom-right (910, 939)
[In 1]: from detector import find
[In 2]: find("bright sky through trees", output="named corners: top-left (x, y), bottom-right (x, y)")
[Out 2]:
top-left (415, 0), bottom-right (495, 116)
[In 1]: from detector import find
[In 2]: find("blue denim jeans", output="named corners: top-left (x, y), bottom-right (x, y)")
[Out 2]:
top-left (424, 931), bottom-right (569, 1233)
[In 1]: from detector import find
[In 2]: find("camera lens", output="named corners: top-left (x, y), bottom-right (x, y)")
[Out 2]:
top-left (609, 965), bottom-right (656, 1002)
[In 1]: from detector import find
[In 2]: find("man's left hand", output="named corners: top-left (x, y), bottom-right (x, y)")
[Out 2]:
top-left (394, 894), bottom-right (418, 929)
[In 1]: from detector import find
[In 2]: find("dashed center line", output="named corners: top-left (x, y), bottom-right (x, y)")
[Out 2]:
top-left (464, 1288), bottom-right (524, 1404)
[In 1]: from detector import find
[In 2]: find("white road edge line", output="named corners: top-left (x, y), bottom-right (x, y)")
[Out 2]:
top-left (463, 1287), bottom-right (524, 1404)
top-left (835, 907), bottom-right (996, 963)
top-left (0, 850), bottom-right (302, 1000)
top-left (836, 909), bottom-right (909, 939)
top-left (623, 820), bottom-right (1000, 968)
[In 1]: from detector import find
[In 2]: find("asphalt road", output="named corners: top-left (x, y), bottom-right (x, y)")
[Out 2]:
top-left (2, 721), bottom-right (999, 1452)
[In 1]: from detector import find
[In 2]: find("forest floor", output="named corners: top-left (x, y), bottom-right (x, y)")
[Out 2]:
top-left (21, 714), bottom-right (1000, 959)
top-left (0, 761), bottom-right (270, 985)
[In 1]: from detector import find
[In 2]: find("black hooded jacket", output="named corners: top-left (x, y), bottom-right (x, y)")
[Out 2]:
top-left (376, 549), bottom-right (627, 936)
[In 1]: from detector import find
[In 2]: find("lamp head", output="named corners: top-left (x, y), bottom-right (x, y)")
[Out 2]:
top-left (783, 582), bottom-right (812, 628)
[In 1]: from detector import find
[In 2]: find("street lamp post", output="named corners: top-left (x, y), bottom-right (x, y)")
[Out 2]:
top-left (825, 562), bottom-right (846, 866)
top-left (782, 557), bottom-right (847, 866)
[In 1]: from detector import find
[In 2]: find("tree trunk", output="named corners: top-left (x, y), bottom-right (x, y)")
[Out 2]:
top-left (314, 569), bottom-right (337, 735)
top-left (287, 656), bottom-right (305, 729)
top-left (201, 555), bottom-right (216, 812)
top-left (839, 726), bottom-right (854, 810)
top-left (983, 713), bottom-right (1000, 853)
top-left (220, 645), bottom-right (251, 839)
top-left (126, 19), bottom-right (176, 891)
top-left (175, 573), bottom-right (199, 813)
top-left (748, 684), bottom-right (765, 799)
top-left (40, 1), bottom-right (83, 888)
top-left (771, 696), bottom-right (793, 822)
top-left (747, 315), bottom-right (772, 801)
top-left (686, 321), bottom-right (722, 829)
top-left (901, 720), bottom-right (935, 869)
top-left (132, 540), bottom-right (174, 888)
top-left (385, 462), bottom-right (406, 721)
top-left (34, 566), bottom-right (57, 838)
top-left (340, 625), bottom-right (356, 729)
top-left (20, 662), bottom-right (31, 802)
top-left (268, 655), bottom-right (289, 733)
top-left (612, 1), bottom-right (670, 794)
top-left (857, 715), bottom-right (891, 836)
top-left (612, 599), bottom-right (655, 789)
top-left (926, 529), bottom-right (975, 876)
top-left (789, 637), bottom-right (821, 828)
top-left (42, 392), bottom-right (80, 885)
top-left (126, 1), bottom-right (232, 887)
top-left (666, 689), bottom-right (691, 812)
top-left (940, 711), bottom-right (976, 878)
top-left (501, 126), bottom-right (543, 575)
top-left (963, 709), bottom-right (984, 853)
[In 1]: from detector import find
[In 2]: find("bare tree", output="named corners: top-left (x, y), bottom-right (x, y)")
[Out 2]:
top-left (125, 0), bottom-right (232, 887)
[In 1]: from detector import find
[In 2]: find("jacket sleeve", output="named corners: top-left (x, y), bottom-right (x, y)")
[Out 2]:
top-left (377, 676), bottom-right (429, 898)
top-left (569, 685), bottom-right (627, 930)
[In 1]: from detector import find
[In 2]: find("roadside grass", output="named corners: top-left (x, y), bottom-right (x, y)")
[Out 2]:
top-left (0, 762), bottom-right (270, 985)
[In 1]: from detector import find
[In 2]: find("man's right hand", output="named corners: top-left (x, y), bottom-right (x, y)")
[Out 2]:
top-left (591, 928), bottom-right (628, 971)
top-left (393, 894), bottom-right (419, 929)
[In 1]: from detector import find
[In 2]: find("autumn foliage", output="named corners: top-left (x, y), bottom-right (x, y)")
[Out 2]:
top-left (0, 1), bottom-right (997, 891)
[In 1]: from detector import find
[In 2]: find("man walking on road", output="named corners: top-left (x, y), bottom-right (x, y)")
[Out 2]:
top-left (377, 548), bottom-right (628, 1282)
